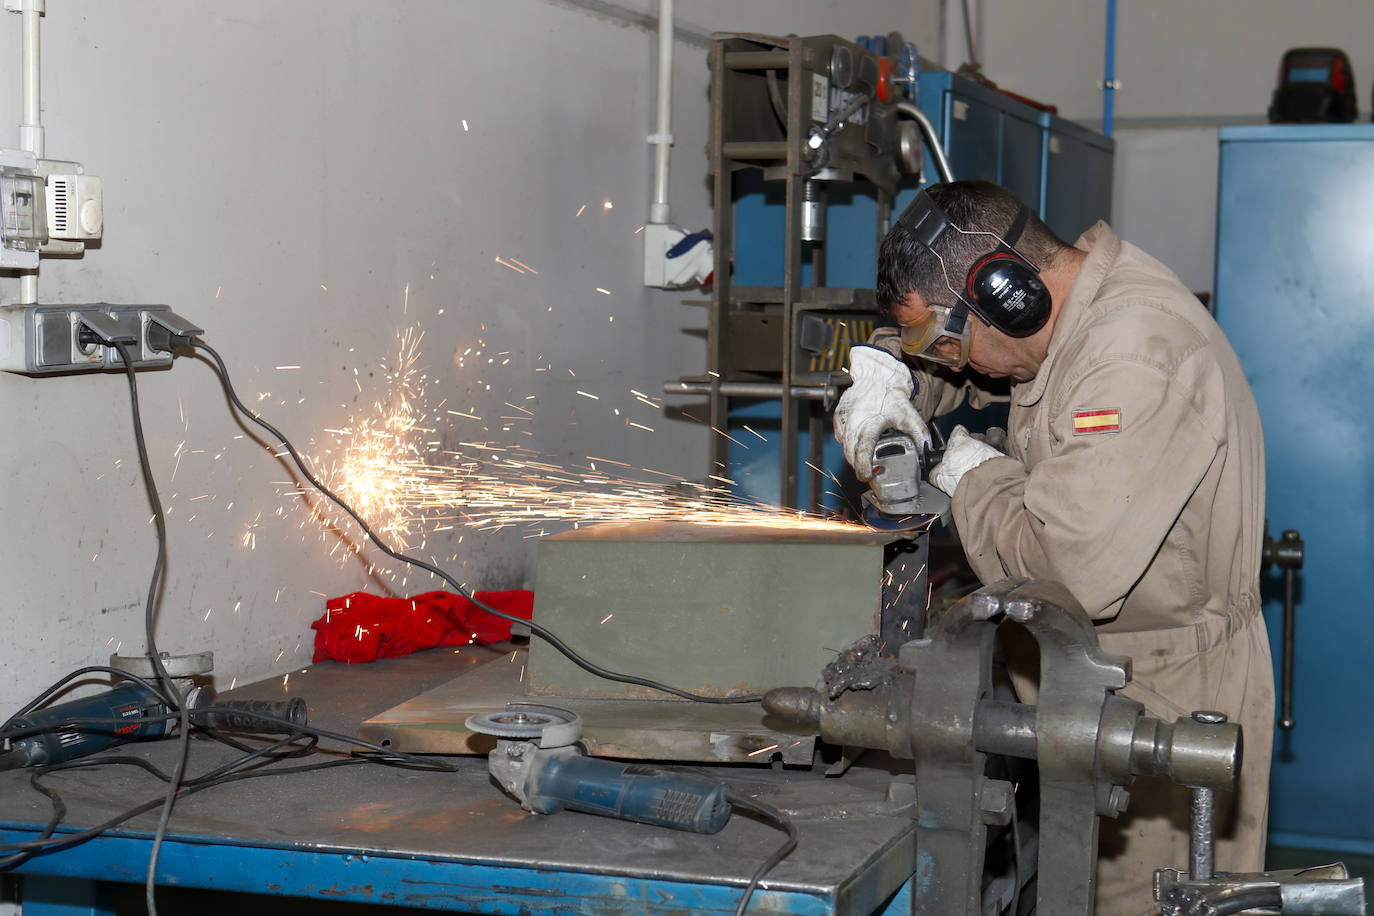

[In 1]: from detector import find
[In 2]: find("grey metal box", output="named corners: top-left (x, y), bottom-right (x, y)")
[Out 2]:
top-left (525, 521), bottom-right (888, 699)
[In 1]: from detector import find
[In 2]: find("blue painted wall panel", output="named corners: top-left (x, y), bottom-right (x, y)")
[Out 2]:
top-left (1215, 124), bottom-right (1374, 853)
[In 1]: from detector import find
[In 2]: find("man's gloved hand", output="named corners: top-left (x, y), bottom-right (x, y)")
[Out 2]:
top-left (931, 424), bottom-right (1005, 496)
top-left (833, 345), bottom-right (931, 481)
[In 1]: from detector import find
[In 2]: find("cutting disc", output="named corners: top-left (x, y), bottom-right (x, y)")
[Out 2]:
top-left (465, 704), bottom-right (581, 747)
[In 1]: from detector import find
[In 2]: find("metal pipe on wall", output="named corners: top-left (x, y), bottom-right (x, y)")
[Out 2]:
top-left (648, 0), bottom-right (673, 225)
top-left (1103, 0), bottom-right (1117, 137)
top-left (18, 0), bottom-right (45, 304)
top-left (896, 102), bottom-right (954, 183)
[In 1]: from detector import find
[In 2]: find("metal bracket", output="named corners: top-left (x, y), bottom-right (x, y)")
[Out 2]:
top-left (903, 578), bottom-right (1135, 914)
top-left (997, 579), bottom-right (1131, 912)
top-left (901, 579), bottom-right (1003, 912)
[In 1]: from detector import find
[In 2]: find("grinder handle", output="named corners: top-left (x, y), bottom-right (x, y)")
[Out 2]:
top-left (529, 754), bottom-right (731, 834)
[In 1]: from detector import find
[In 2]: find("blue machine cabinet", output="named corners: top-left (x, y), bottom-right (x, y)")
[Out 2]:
top-left (1215, 124), bottom-right (1374, 854)
top-left (1041, 112), bottom-right (1114, 244)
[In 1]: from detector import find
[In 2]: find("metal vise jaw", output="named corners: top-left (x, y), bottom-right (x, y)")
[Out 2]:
top-left (764, 577), bottom-right (1243, 916)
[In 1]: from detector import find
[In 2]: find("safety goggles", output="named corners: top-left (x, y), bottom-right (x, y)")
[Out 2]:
top-left (898, 301), bottom-right (974, 368)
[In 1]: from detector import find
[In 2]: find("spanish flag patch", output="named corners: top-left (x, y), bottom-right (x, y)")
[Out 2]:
top-left (1072, 408), bottom-right (1121, 435)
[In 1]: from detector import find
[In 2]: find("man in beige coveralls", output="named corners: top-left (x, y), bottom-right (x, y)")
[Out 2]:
top-left (834, 181), bottom-right (1274, 914)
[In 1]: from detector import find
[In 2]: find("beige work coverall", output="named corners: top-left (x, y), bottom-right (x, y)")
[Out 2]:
top-left (908, 223), bottom-right (1274, 915)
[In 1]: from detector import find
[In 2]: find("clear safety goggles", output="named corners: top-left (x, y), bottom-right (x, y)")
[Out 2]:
top-left (898, 301), bottom-right (974, 369)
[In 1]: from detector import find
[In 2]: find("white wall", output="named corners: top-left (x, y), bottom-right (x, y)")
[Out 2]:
top-left (970, 0), bottom-right (1374, 124)
top-left (1109, 126), bottom-right (1220, 294)
top-left (951, 1), bottom-right (1374, 298)
top-left (0, 1), bottom-right (934, 714)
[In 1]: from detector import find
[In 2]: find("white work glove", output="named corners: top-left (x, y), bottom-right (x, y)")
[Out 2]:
top-left (833, 345), bottom-right (932, 481)
top-left (931, 424), bottom-right (1005, 497)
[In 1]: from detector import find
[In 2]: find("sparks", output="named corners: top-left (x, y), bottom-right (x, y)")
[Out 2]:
top-left (274, 327), bottom-right (864, 576)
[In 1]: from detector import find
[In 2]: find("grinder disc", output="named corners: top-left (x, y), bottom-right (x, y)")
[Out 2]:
top-left (465, 704), bottom-right (581, 747)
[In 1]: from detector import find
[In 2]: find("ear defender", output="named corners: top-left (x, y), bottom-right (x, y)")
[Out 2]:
top-left (893, 190), bottom-right (1051, 338)
top-left (965, 205), bottom-right (1051, 338)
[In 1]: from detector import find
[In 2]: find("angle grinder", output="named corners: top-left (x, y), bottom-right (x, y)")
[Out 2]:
top-left (467, 703), bottom-right (731, 834)
top-left (860, 429), bottom-right (950, 531)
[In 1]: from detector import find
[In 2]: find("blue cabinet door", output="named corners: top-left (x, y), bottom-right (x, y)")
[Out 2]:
top-left (1215, 124), bottom-right (1374, 854)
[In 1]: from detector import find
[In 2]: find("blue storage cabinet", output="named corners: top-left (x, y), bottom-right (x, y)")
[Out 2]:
top-left (1214, 124), bottom-right (1374, 854)
top-left (928, 72), bottom-right (1045, 208)
top-left (1042, 113), bottom-right (1114, 242)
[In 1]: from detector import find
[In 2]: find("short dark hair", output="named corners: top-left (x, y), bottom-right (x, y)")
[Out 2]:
top-left (875, 180), bottom-right (1071, 320)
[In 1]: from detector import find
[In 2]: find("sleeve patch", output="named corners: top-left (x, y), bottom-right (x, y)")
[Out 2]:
top-left (1072, 407), bottom-right (1121, 435)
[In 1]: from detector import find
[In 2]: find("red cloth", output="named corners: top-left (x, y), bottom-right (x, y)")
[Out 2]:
top-left (310, 589), bottom-right (533, 663)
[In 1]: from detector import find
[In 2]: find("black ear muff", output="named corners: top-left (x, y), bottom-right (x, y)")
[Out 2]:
top-left (893, 190), bottom-right (1052, 338)
top-left (967, 251), bottom-right (1050, 337)
top-left (963, 204), bottom-right (1051, 337)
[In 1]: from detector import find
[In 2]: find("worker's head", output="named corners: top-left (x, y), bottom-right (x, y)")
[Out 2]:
top-left (876, 181), bottom-right (1072, 380)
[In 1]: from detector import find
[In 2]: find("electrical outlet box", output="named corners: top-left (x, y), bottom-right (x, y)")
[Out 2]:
top-left (0, 304), bottom-right (197, 375)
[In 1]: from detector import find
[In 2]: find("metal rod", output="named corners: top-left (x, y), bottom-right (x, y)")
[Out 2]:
top-left (18, 0), bottom-right (44, 305)
top-left (972, 700), bottom-right (1038, 759)
top-left (807, 401), bottom-right (824, 513)
top-left (1190, 786), bottom-right (1216, 880)
top-left (1187, 710), bottom-right (1224, 881)
top-left (706, 37), bottom-right (733, 489)
top-left (1279, 567), bottom-right (1296, 729)
top-left (721, 141), bottom-right (789, 161)
top-left (723, 51), bottom-right (789, 70)
top-left (896, 102), bottom-right (953, 183)
top-left (664, 380), bottom-right (844, 400)
top-left (779, 42), bottom-right (805, 510)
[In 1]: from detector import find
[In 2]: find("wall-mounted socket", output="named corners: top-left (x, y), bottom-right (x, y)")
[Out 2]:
top-left (66, 310), bottom-right (104, 366)
top-left (0, 304), bottom-right (200, 375)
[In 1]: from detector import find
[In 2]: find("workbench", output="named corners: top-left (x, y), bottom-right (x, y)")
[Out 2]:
top-left (0, 645), bottom-right (918, 915)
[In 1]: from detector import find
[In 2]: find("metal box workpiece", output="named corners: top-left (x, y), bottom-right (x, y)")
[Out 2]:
top-left (524, 520), bottom-right (888, 700)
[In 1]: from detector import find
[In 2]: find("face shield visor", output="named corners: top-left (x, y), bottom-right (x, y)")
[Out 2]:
top-left (897, 301), bottom-right (974, 369)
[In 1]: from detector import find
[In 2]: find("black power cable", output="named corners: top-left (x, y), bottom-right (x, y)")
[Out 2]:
top-left (724, 792), bottom-right (798, 916)
top-left (0, 754), bottom-right (370, 858)
top-left (0, 707), bottom-right (463, 863)
top-left (107, 337), bottom-right (192, 916)
top-left (189, 337), bottom-right (763, 705)
top-left (0, 733), bottom-right (313, 870)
